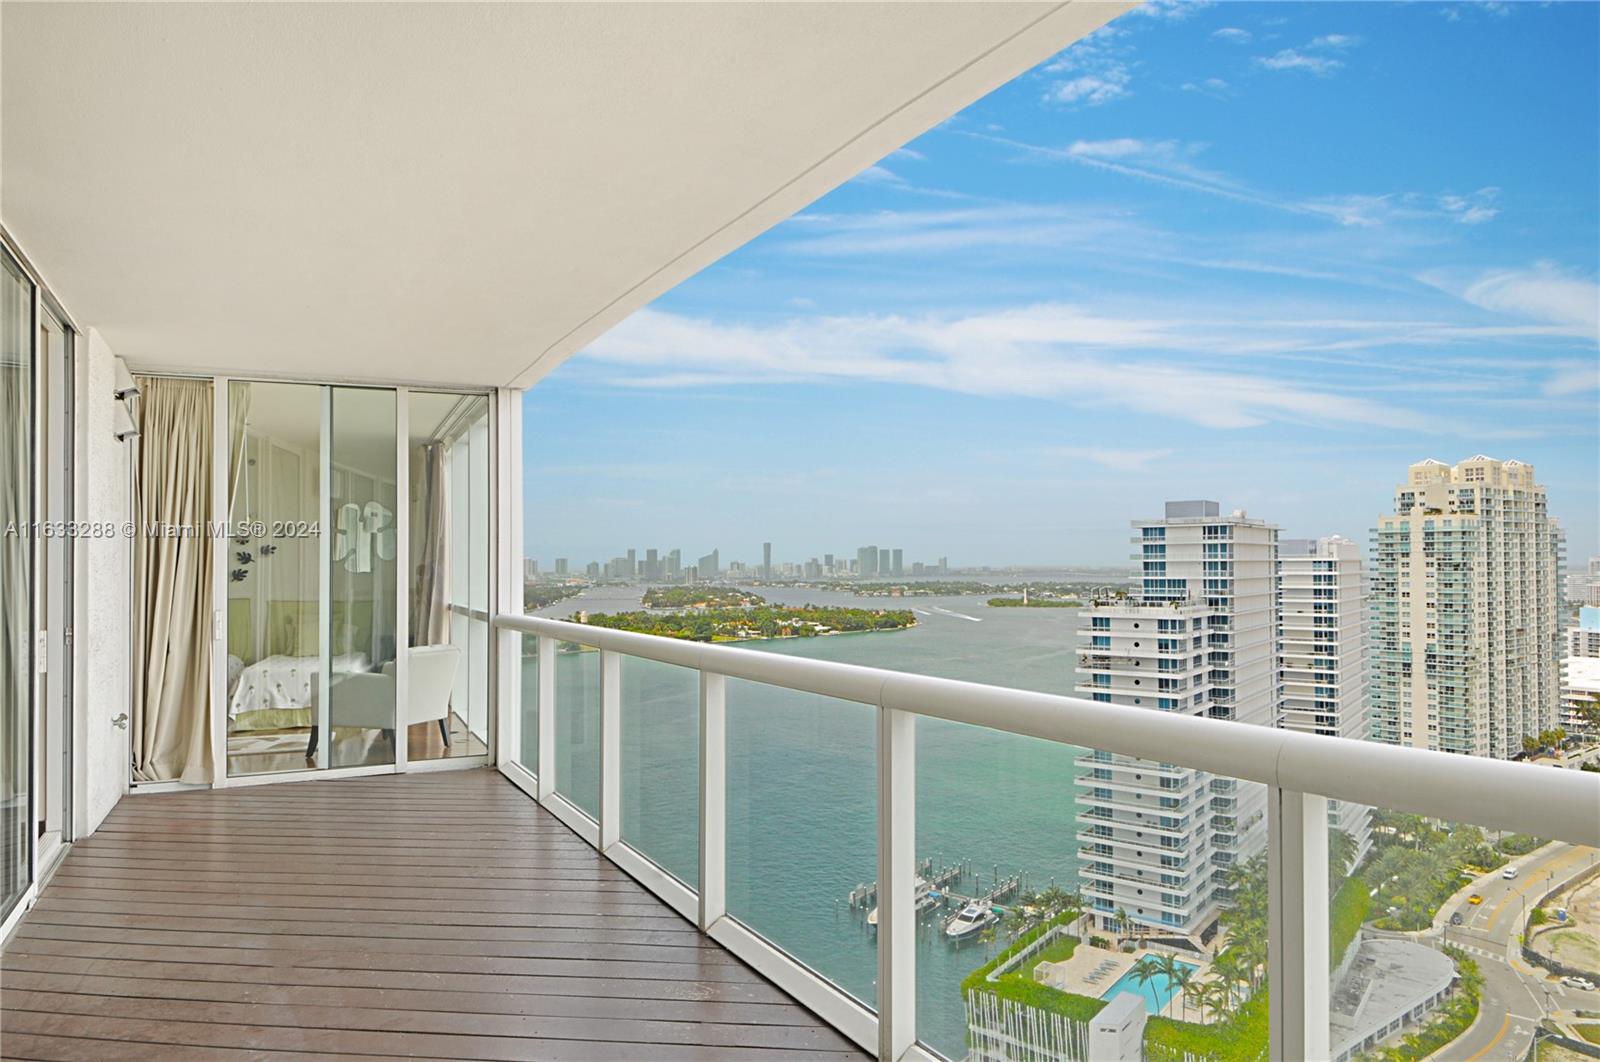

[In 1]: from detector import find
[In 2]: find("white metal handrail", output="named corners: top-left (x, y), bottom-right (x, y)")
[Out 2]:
top-left (497, 613), bottom-right (1598, 845)
top-left (493, 610), bottom-right (1600, 1062)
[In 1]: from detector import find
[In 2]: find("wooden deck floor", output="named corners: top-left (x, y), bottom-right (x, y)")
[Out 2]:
top-left (0, 769), bottom-right (868, 1061)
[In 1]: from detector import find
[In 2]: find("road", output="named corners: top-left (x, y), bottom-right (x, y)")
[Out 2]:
top-left (1426, 842), bottom-right (1600, 1061)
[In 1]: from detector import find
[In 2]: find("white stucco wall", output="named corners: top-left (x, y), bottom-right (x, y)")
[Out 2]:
top-left (72, 328), bottom-right (131, 835)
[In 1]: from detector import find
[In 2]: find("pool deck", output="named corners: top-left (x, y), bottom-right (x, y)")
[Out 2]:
top-left (1035, 943), bottom-right (1136, 996)
top-left (1035, 943), bottom-right (1210, 1020)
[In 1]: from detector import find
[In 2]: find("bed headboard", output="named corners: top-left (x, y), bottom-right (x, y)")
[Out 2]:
top-left (225, 597), bottom-right (382, 662)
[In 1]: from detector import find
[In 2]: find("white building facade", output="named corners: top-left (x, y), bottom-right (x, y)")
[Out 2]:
top-left (1075, 501), bottom-right (1278, 944)
top-left (1370, 457), bottom-right (1564, 758)
top-left (1277, 535), bottom-right (1373, 860)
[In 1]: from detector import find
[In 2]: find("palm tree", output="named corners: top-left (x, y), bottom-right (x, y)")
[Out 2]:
top-left (1329, 828), bottom-right (1358, 890)
top-left (1157, 953), bottom-right (1191, 1019)
top-left (1114, 906), bottom-right (1132, 943)
top-left (1129, 955), bottom-right (1163, 990)
top-left (1183, 979), bottom-right (1209, 1022)
top-left (1200, 979), bottom-right (1232, 1021)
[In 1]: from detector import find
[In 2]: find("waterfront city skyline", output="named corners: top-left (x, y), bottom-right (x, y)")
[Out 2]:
top-left (523, 1), bottom-right (1597, 567)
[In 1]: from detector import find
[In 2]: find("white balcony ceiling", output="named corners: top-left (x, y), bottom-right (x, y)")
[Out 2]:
top-left (1, 1), bottom-right (1128, 388)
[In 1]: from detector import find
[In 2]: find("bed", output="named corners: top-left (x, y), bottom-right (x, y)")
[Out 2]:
top-left (227, 651), bottom-right (371, 732)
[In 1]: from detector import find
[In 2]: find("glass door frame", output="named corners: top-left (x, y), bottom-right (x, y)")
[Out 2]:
top-left (208, 375), bottom-right (500, 789)
top-left (34, 299), bottom-right (74, 872)
top-left (0, 230), bottom-right (78, 942)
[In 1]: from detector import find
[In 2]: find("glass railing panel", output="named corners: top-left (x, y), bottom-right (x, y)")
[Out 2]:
top-left (620, 657), bottom-right (700, 888)
top-left (517, 632), bottom-right (538, 773)
top-left (1326, 806), bottom-right (1586, 1062)
top-left (726, 678), bottom-right (877, 1009)
top-left (926, 735), bottom-right (1272, 1062)
top-left (552, 641), bottom-right (601, 819)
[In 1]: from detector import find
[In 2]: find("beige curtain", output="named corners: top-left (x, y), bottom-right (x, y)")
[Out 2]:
top-left (410, 441), bottom-right (449, 646)
top-left (132, 377), bottom-right (214, 783)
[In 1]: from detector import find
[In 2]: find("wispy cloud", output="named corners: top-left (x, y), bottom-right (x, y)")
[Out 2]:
top-left (1040, 21), bottom-right (1135, 108)
top-left (1256, 49), bottom-right (1344, 76)
top-left (579, 305), bottom-right (1438, 431)
top-left (1181, 77), bottom-right (1233, 100)
top-left (1211, 27), bottom-right (1252, 44)
top-left (973, 132), bottom-right (1506, 233)
top-left (1256, 33), bottom-right (1361, 77)
top-left (1129, 0), bottom-right (1216, 21)
top-left (1045, 70), bottom-right (1131, 107)
top-left (1049, 446), bottom-right (1177, 471)
top-left (779, 203), bottom-right (1145, 258)
top-left (1445, 265), bottom-right (1600, 336)
top-left (1543, 360), bottom-right (1600, 397)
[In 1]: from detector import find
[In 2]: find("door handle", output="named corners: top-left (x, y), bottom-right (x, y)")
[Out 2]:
top-left (111, 713), bottom-right (128, 730)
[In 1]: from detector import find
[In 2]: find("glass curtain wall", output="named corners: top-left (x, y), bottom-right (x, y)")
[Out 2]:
top-left (407, 392), bottom-right (490, 761)
top-left (1, 251), bottom-right (34, 920)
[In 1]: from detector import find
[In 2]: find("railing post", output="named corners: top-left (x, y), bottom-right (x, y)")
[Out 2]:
top-left (536, 635), bottom-right (556, 801)
top-left (1267, 786), bottom-right (1329, 1062)
top-left (876, 706), bottom-right (915, 1061)
top-left (699, 671), bottom-right (726, 931)
top-left (599, 649), bottom-right (621, 850)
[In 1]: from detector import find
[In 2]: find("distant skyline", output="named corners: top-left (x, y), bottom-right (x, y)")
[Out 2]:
top-left (523, 0), bottom-right (1599, 568)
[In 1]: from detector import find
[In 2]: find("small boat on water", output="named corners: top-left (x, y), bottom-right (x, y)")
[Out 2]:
top-left (944, 902), bottom-right (997, 941)
top-left (868, 879), bottom-right (940, 928)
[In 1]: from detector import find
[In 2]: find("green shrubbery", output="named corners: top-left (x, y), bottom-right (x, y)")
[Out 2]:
top-left (960, 908), bottom-right (1082, 996)
top-left (1365, 814), bottom-right (1506, 930)
top-left (1497, 833), bottom-right (1545, 856)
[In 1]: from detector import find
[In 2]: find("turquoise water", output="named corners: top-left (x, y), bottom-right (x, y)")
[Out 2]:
top-left (1102, 959), bottom-right (1198, 1015)
top-left (528, 585), bottom-right (1094, 1060)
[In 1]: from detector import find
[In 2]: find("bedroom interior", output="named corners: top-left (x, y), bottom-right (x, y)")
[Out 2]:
top-left (131, 378), bottom-right (494, 785)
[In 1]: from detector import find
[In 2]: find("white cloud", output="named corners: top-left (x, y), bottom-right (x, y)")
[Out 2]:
top-left (1129, 0), bottom-right (1216, 20)
top-left (892, 147), bottom-right (926, 162)
top-left (854, 165), bottom-right (906, 186)
top-left (1255, 49), bottom-right (1344, 76)
top-left (1045, 67), bottom-right (1131, 107)
top-left (1050, 447), bottom-right (1176, 471)
top-left (780, 203), bottom-right (1145, 257)
top-left (1543, 361), bottom-right (1600, 396)
top-left (580, 305), bottom-right (1411, 431)
top-left (1211, 27), bottom-right (1252, 43)
top-left (1455, 267), bottom-right (1600, 336)
top-left (1181, 77), bottom-right (1233, 99)
top-left (1437, 188), bottom-right (1500, 225)
top-left (1309, 34), bottom-right (1361, 49)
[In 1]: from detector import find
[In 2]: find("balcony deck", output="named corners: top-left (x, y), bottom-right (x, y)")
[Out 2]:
top-left (0, 769), bottom-right (867, 1061)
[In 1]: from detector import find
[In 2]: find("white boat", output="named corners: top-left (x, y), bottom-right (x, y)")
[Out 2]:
top-left (868, 877), bottom-right (936, 928)
top-left (944, 902), bottom-right (997, 941)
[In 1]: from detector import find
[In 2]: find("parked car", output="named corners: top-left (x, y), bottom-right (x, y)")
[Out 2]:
top-left (1468, 894), bottom-right (1484, 905)
top-left (1560, 976), bottom-right (1595, 991)
top-left (1502, 867), bottom-right (1519, 880)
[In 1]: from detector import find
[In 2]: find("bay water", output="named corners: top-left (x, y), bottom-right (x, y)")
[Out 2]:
top-left (526, 586), bottom-right (1091, 1058)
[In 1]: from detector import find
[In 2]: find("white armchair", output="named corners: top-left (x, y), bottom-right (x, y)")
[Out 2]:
top-left (305, 644), bottom-right (464, 757)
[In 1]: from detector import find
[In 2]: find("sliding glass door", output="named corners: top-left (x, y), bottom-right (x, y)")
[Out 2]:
top-left (222, 382), bottom-right (490, 780)
top-left (327, 388), bottom-right (397, 769)
top-left (1, 252), bottom-right (34, 919)
top-left (224, 381), bottom-right (326, 776)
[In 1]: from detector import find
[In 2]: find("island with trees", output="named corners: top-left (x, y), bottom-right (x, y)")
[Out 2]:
top-left (579, 590), bottom-right (914, 643)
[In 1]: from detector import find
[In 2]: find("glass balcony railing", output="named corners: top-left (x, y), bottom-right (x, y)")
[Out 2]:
top-left (493, 615), bottom-right (1600, 1062)
top-left (553, 641), bottom-right (601, 820)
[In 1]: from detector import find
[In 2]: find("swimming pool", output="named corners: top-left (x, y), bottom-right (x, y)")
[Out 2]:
top-left (1100, 958), bottom-right (1199, 1015)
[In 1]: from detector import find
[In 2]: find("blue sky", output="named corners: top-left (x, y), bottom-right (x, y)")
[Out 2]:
top-left (525, 0), bottom-right (1598, 571)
